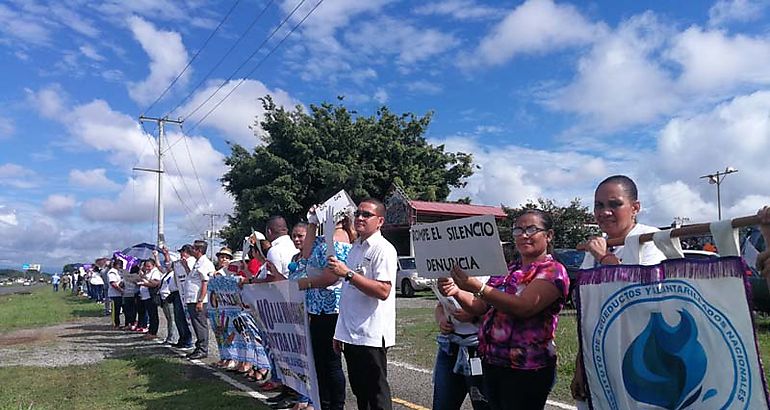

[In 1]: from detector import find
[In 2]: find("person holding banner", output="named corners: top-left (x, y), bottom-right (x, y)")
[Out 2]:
top-left (163, 244), bottom-right (194, 350)
top-left (264, 216), bottom-right (300, 281)
top-left (107, 259), bottom-right (124, 329)
top-left (327, 198), bottom-right (397, 410)
top-left (440, 209), bottom-right (569, 410)
top-left (137, 259), bottom-right (162, 340)
top-left (291, 206), bottom-right (355, 410)
top-left (570, 175), bottom-right (666, 403)
top-left (758, 206), bottom-right (770, 281)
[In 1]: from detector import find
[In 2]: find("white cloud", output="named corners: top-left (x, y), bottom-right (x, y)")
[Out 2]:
top-left (461, 0), bottom-right (602, 68)
top-left (547, 12), bottom-right (679, 130)
top-left (50, 4), bottom-right (99, 38)
top-left (414, 0), bottom-right (503, 20)
top-left (69, 169), bottom-right (120, 190)
top-left (177, 79), bottom-right (302, 147)
top-left (405, 80), bottom-right (443, 95)
top-left (708, 0), bottom-right (769, 26)
top-left (435, 136), bottom-right (613, 207)
top-left (667, 27), bottom-right (770, 93)
top-left (0, 163), bottom-right (37, 189)
top-left (25, 84), bottom-right (67, 119)
top-left (345, 17), bottom-right (460, 66)
top-left (0, 4), bottom-right (51, 46)
top-left (127, 15), bottom-right (190, 105)
top-left (79, 44), bottom-right (105, 61)
top-left (374, 88), bottom-right (388, 104)
top-left (0, 116), bottom-right (14, 139)
top-left (655, 90), bottom-right (770, 207)
top-left (0, 206), bottom-right (17, 226)
top-left (43, 194), bottom-right (76, 216)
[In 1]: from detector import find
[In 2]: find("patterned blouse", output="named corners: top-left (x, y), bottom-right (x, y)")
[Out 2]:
top-left (303, 237), bottom-right (352, 315)
top-left (477, 255), bottom-right (569, 370)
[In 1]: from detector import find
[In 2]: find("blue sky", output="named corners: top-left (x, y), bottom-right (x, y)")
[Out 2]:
top-left (1, 0), bottom-right (770, 271)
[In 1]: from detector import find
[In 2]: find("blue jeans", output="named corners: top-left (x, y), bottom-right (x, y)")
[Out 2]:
top-left (433, 345), bottom-right (489, 410)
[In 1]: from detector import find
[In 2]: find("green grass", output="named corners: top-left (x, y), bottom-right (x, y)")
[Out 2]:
top-left (0, 287), bottom-right (103, 333)
top-left (0, 355), bottom-right (269, 409)
top-left (393, 307), bottom-right (438, 369)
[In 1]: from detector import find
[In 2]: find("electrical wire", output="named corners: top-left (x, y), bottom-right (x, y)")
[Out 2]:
top-left (179, 0), bottom-right (311, 126)
top-left (164, 0), bottom-right (276, 119)
top-left (140, 0), bottom-right (243, 117)
top-left (163, 133), bottom-right (205, 212)
top-left (179, 125), bottom-right (211, 208)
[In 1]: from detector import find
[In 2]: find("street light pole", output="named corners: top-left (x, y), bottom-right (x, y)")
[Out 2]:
top-left (699, 167), bottom-right (738, 220)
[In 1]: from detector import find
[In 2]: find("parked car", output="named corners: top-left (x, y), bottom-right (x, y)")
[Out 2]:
top-left (396, 256), bottom-right (431, 297)
top-left (552, 248), bottom-right (585, 307)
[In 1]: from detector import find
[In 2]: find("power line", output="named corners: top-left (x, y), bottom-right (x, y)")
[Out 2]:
top-left (180, 125), bottom-right (211, 208)
top-left (180, 0), bottom-right (311, 125)
top-left (164, 0), bottom-right (276, 119)
top-left (141, 0), bottom-right (243, 117)
top-left (162, 137), bottom-right (205, 212)
top-left (185, 0), bottom-right (325, 136)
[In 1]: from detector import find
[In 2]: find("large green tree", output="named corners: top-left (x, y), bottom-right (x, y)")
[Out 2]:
top-left (220, 96), bottom-right (474, 247)
top-left (501, 198), bottom-right (599, 249)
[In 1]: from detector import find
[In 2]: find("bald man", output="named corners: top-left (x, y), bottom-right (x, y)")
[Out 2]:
top-left (263, 215), bottom-right (299, 282)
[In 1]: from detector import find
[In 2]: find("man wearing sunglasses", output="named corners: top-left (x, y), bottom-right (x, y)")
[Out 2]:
top-left (327, 198), bottom-right (397, 410)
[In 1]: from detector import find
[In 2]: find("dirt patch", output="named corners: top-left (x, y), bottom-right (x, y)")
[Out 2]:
top-left (0, 325), bottom-right (63, 346)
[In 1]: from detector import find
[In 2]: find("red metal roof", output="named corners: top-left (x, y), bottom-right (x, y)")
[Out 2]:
top-left (410, 200), bottom-right (507, 218)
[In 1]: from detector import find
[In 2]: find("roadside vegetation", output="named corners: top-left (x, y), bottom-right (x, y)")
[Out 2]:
top-left (0, 355), bottom-right (267, 409)
top-left (0, 286), bottom-right (102, 333)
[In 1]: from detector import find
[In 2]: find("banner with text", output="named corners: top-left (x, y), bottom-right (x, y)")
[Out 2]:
top-left (412, 215), bottom-right (507, 278)
top-left (577, 257), bottom-right (769, 410)
top-left (208, 276), bottom-right (270, 366)
top-left (241, 282), bottom-right (320, 406)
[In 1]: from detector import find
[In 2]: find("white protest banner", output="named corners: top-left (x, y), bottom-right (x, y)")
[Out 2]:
top-left (412, 215), bottom-right (507, 278)
top-left (309, 189), bottom-right (356, 225)
top-left (324, 206), bottom-right (336, 258)
top-left (240, 282), bottom-right (320, 406)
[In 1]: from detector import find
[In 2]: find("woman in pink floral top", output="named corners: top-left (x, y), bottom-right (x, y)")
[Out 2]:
top-left (440, 209), bottom-right (570, 409)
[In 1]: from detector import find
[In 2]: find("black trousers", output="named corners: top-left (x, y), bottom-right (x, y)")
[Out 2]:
top-left (343, 342), bottom-right (392, 410)
top-left (169, 291), bottom-right (192, 345)
top-left (123, 296), bottom-right (137, 325)
top-left (482, 362), bottom-right (555, 410)
top-left (187, 303), bottom-right (208, 354)
top-left (142, 298), bottom-right (159, 335)
top-left (310, 314), bottom-right (345, 410)
top-left (110, 297), bottom-right (123, 327)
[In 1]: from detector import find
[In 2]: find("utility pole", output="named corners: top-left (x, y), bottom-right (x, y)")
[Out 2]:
top-left (699, 167), bottom-right (738, 220)
top-left (135, 116), bottom-right (183, 249)
top-left (203, 212), bottom-right (224, 259)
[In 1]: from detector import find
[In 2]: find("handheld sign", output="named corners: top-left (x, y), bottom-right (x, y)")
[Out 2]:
top-left (309, 190), bottom-right (356, 225)
top-left (412, 215), bottom-right (507, 278)
top-left (324, 207), bottom-right (336, 258)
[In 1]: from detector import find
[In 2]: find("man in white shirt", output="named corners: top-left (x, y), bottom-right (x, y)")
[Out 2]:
top-left (327, 198), bottom-right (397, 410)
top-left (163, 244), bottom-right (195, 349)
top-left (261, 216), bottom-right (299, 282)
top-left (183, 240), bottom-right (214, 359)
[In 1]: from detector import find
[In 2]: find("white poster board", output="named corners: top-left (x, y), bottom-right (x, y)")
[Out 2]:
top-left (309, 190), bottom-right (356, 225)
top-left (412, 215), bottom-right (507, 278)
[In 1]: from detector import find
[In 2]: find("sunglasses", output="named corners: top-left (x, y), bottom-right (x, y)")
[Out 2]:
top-left (512, 225), bottom-right (547, 238)
top-left (354, 210), bottom-right (378, 219)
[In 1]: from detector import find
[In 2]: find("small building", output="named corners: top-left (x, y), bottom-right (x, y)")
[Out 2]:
top-left (382, 185), bottom-right (508, 256)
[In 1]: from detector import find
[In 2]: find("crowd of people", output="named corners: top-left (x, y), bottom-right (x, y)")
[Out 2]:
top-left (61, 175), bottom-right (770, 410)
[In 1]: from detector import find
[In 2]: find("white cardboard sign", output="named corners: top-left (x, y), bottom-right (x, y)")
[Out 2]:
top-left (412, 215), bottom-right (507, 278)
top-left (309, 190), bottom-right (356, 226)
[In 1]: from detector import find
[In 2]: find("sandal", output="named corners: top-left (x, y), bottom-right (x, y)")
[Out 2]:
top-left (237, 364), bottom-right (253, 374)
top-left (253, 369), bottom-right (271, 384)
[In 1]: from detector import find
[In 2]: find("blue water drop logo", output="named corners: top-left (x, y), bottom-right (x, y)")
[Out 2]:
top-left (622, 309), bottom-right (710, 409)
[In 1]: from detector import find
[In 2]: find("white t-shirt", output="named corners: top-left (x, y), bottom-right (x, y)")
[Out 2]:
top-left (334, 230), bottom-right (398, 348)
top-left (265, 235), bottom-right (300, 278)
top-left (173, 256), bottom-right (195, 296)
top-left (159, 271), bottom-right (174, 300)
top-left (580, 223), bottom-right (667, 269)
top-left (185, 255), bottom-right (214, 304)
top-left (89, 270), bottom-right (104, 286)
top-left (107, 268), bottom-right (123, 298)
top-left (139, 268), bottom-right (162, 301)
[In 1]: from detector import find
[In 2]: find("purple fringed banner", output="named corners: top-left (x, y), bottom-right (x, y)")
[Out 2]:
top-left (576, 256), bottom-right (769, 410)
